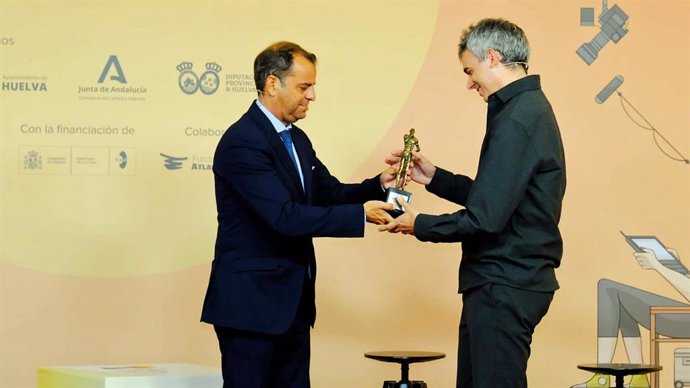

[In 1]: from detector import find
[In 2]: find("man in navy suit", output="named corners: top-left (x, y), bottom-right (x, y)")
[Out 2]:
top-left (201, 41), bottom-right (396, 388)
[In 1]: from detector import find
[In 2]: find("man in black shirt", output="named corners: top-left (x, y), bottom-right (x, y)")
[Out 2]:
top-left (381, 18), bottom-right (566, 388)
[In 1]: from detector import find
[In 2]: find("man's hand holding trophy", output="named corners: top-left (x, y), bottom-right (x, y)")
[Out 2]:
top-left (385, 128), bottom-right (419, 218)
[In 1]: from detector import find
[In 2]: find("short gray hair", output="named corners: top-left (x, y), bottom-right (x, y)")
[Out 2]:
top-left (458, 18), bottom-right (530, 65)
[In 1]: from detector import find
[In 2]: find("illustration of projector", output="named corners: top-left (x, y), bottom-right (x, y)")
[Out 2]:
top-left (577, 2), bottom-right (629, 65)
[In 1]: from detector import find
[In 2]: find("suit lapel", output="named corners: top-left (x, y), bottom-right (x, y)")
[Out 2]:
top-left (247, 103), bottom-right (305, 199)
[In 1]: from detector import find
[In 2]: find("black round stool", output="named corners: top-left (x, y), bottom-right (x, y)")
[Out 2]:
top-left (577, 363), bottom-right (662, 388)
top-left (365, 351), bottom-right (445, 388)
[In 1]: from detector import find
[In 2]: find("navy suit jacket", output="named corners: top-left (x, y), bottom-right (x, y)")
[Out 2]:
top-left (201, 101), bottom-right (384, 335)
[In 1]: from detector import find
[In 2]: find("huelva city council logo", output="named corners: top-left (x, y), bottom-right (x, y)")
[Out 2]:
top-left (177, 61), bottom-right (222, 95)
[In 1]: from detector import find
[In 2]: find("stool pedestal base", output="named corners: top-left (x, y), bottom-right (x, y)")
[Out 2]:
top-left (383, 380), bottom-right (427, 388)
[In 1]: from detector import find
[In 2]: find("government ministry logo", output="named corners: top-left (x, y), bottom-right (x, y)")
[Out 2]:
top-left (177, 61), bottom-right (222, 95)
top-left (24, 150), bottom-right (42, 170)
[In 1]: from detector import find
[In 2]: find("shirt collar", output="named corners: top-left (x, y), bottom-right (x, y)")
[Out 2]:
top-left (491, 74), bottom-right (541, 105)
top-left (255, 99), bottom-right (292, 134)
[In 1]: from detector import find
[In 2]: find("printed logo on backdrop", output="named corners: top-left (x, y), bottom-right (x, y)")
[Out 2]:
top-left (1, 36), bottom-right (47, 94)
top-left (1, 74), bottom-right (48, 92)
top-left (24, 150), bottom-right (42, 170)
top-left (226, 72), bottom-right (255, 93)
top-left (175, 59), bottom-right (253, 94)
top-left (77, 55), bottom-right (147, 102)
top-left (160, 153), bottom-right (212, 171)
top-left (160, 153), bottom-right (187, 170)
top-left (116, 150), bottom-right (128, 169)
top-left (19, 147), bottom-right (69, 175)
top-left (177, 62), bottom-right (222, 95)
top-left (19, 146), bottom-right (136, 175)
top-left (98, 55), bottom-right (127, 84)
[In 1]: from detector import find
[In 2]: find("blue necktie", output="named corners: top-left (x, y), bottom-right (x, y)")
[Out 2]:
top-left (279, 129), bottom-right (308, 276)
top-left (279, 129), bottom-right (299, 169)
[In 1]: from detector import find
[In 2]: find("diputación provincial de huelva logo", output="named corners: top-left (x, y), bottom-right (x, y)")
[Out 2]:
top-left (177, 61), bottom-right (222, 95)
top-left (77, 55), bottom-right (147, 101)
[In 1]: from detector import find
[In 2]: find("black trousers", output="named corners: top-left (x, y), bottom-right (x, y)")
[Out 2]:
top-left (214, 325), bottom-right (310, 388)
top-left (456, 284), bottom-right (553, 388)
top-left (214, 278), bottom-right (314, 388)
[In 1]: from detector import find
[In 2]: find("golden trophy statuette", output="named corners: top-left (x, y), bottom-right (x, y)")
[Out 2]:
top-left (385, 128), bottom-right (419, 217)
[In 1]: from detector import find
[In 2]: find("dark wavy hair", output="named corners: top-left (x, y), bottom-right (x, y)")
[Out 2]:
top-left (254, 41), bottom-right (317, 94)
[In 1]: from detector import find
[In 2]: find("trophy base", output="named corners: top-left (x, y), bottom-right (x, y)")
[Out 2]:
top-left (385, 187), bottom-right (412, 218)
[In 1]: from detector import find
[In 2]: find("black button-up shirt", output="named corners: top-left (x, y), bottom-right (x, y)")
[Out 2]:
top-left (415, 75), bottom-right (566, 292)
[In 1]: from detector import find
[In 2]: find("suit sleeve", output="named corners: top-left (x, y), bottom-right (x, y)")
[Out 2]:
top-left (310, 150), bottom-right (385, 206)
top-left (215, 134), bottom-right (377, 238)
top-left (415, 119), bottom-right (538, 242)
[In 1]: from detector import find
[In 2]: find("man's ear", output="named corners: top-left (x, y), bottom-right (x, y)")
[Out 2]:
top-left (265, 75), bottom-right (279, 97)
top-left (486, 48), bottom-right (503, 67)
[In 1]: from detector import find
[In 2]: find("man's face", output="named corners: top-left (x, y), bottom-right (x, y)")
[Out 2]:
top-left (459, 49), bottom-right (500, 102)
top-left (274, 54), bottom-right (316, 124)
